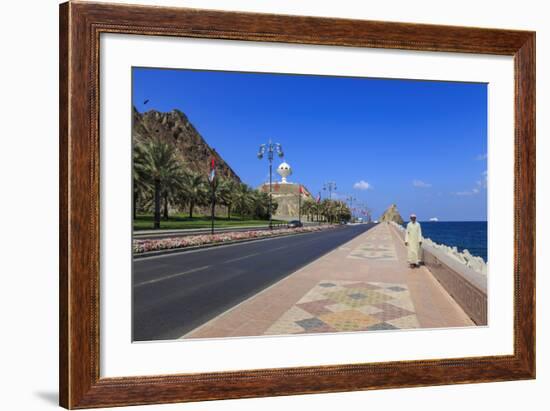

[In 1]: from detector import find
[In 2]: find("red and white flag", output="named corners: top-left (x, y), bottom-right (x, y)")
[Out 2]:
top-left (208, 157), bottom-right (216, 183)
top-left (316, 194), bottom-right (321, 203)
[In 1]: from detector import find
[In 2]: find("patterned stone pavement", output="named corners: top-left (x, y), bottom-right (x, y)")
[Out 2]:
top-left (265, 280), bottom-right (419, 335)
top-left (185, 223), bottom-right (473, 339)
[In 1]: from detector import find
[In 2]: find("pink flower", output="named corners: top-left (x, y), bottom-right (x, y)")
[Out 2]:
top-left (133, 225), bottom-right (337, 254)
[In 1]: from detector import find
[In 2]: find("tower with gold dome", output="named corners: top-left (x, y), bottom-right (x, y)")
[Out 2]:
top-left (257, 160), bottom-right (313, 221)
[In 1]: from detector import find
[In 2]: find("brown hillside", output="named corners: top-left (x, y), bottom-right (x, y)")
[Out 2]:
top-left (133, 107), bottom-right (241, 183)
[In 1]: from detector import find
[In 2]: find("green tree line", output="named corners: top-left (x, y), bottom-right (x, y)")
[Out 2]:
top-left (301, 198), bottom-right (352, 224)
top-left (133, 138), bottom-right (278, 229)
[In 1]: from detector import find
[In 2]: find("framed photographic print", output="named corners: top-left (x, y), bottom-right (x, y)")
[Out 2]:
top-left (59, 1), bottom-right (535, 408)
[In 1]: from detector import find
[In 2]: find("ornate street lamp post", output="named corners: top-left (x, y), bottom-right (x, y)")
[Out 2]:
top-left (323, 181), bottom-right (337, 200)
top-left (258, 139), bottom-right (284, 229)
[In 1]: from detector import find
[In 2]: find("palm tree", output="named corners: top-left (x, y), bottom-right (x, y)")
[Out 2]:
top-left (270, 196), bottom-right (279, 218)
top-left (181, 172), bottom-right (208, 219)
top-left (301, 200), bottom-right (314, 222)
top-left (233, 183), bottom-right (254, 219)
top-left (216, 178), bottom-right (238, 219)
top-left (320, 199), bottom-right (334, 223)
top-left (250, 190), bottom-right (273, 220)
top-left (318, 199), bottom-right (351, 224)
top-left (134, 138), bottom-right (182, 229)
top-left (160, 168), bottom-right (185, 220)
top-left (310, 201), bottom-right (321, 222)
top-left (132, 142), bottom-right (149, 219)
top-left (334, 201), bottom-right (351, 223)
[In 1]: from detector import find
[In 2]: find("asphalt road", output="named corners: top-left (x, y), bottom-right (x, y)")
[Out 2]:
top-left (133, 223), bottom-right (375, 341)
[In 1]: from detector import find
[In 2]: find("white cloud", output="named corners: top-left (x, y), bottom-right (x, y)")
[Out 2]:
top-left (353, 180), bottom-right (372, 190)
top-left (413, 179), bottom-right (432, 188)
top-left (475, 153), bottom-right (488, 160)
top-left (475, 170), bottom-right (488, 189)
top-left (454, 171), bottom-right (487, 196)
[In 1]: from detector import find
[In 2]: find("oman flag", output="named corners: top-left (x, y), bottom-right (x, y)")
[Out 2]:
top-left (208, 157), bottom-right (216, 183)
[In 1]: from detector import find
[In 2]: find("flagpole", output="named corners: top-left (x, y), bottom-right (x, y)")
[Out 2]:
top-left (211, 185), bottom-right (215, 235)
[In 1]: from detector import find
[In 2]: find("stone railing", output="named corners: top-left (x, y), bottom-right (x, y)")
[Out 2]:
top-left (389, 221), bottom-right (487, 325)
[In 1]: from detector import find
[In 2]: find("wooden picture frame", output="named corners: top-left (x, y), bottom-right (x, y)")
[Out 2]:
top-left (59, 1), bottom-right (535, 408)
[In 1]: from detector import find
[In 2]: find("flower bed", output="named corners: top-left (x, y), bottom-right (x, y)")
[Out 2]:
top-left (133, 225), bottom-right (337, 254)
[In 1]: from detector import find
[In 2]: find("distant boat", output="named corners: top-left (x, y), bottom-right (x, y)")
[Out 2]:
top-left (429, 217), bottom-right (439, 222)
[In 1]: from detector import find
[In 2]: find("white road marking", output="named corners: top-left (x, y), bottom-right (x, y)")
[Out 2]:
top-left (224, 252), bottom-right (261, 263)
top-left (135, 265), bottom-right (211, 287)
top-left (269, 245), bottom-right (290, 251)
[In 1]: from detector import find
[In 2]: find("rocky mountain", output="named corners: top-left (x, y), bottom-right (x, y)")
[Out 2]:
top-left (379, 204), bottom-right (404, 224)
top-left (133, 107), bottom-right (241, 183)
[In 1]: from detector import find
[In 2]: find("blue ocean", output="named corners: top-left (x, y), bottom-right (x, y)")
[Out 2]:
top-left (404, 221), bottom-right (487, 262)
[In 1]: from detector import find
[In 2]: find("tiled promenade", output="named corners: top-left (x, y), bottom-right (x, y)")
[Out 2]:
top-left (185, 223), bottom-right (473, 339)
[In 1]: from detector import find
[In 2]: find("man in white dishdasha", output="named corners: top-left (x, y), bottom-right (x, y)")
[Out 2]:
top-left (405, 214), bottom-right (422, 268)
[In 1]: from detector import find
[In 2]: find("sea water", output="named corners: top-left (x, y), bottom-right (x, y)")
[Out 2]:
top-left (404, 221), bottom-right (488, 262)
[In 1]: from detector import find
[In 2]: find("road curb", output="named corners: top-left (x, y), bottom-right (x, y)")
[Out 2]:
top-left (133, 223), bottom-right (299, 239)
top-left (133, 227), bottom-right (341, 259)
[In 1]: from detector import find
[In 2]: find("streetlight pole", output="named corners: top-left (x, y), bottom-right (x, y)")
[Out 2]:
top-left (317, 191), bottom-right (322, 223)
top-left (269, 161), bottom-right (272, 228)
top-left (323, 181), bottom-right (337, 200)
top-left (322, 182), bottom-right (337, 223)
top-left (346, 195), bottom-right (356, 209)
top-left (258, 139), bottom-right (284, 230)
top-left (346, 195), bottom-right (356, 222)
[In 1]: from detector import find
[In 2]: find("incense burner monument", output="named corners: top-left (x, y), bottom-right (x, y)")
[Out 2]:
top-left (257, 161), bottom-right (312, 221)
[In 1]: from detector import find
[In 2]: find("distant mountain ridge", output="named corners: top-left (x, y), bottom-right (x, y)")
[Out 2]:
top-left (133, 107), bottom-right (241, 183)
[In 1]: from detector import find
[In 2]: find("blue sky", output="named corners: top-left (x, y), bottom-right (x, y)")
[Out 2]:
top-left (133, 67), bottom-right (487, 221)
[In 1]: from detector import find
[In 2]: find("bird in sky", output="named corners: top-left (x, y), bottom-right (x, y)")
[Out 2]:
top-left (143, 99), bottom-right (149, 105)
